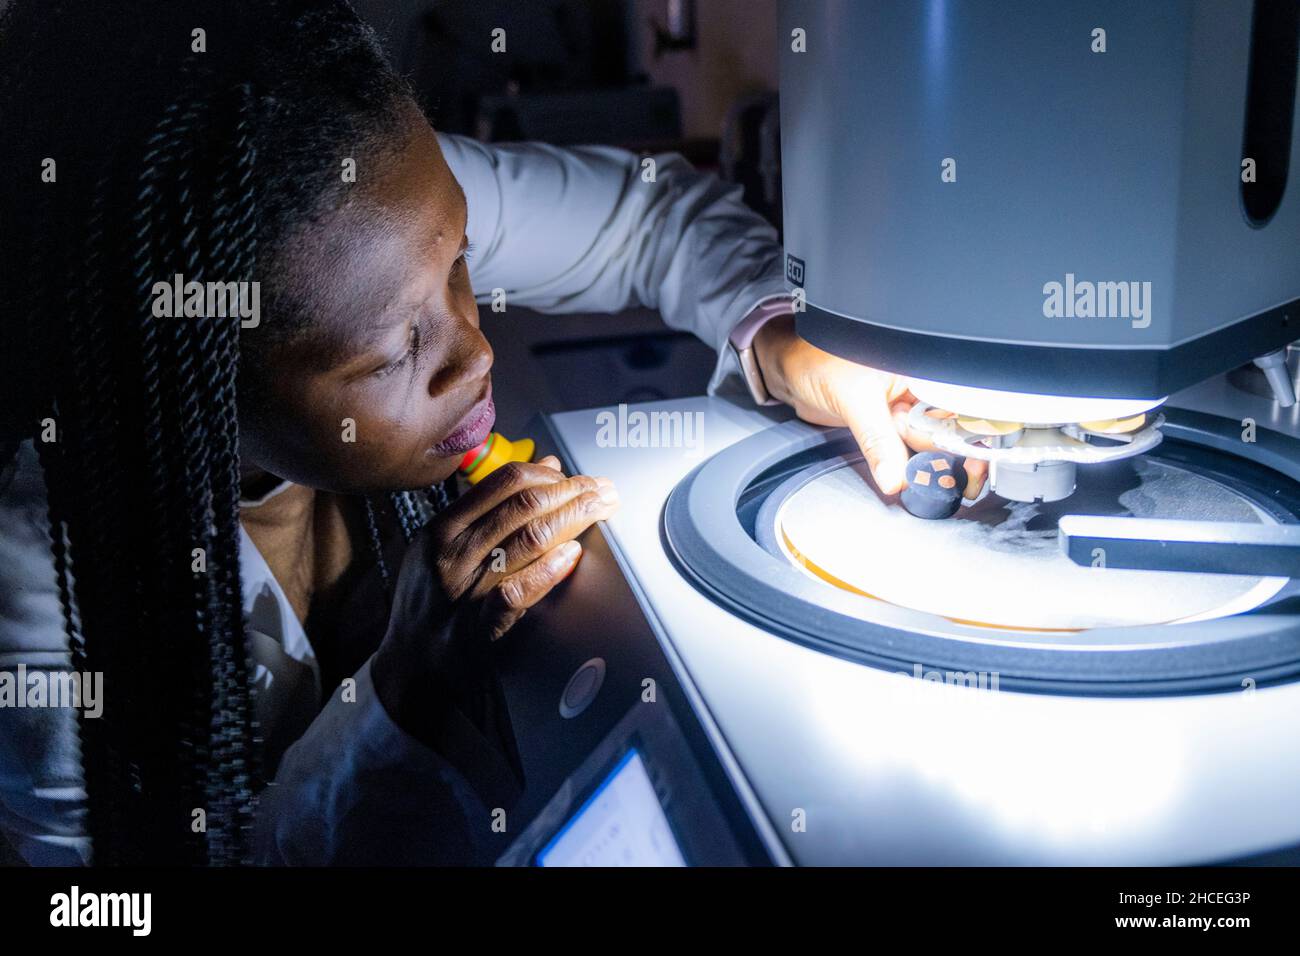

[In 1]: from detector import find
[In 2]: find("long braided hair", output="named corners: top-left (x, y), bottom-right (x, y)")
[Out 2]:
top-left (0, 0), bottom-right (441, 865)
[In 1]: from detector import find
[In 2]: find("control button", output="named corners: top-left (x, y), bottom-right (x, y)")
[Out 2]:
top-left (559, 657), bottom-right (606, 719)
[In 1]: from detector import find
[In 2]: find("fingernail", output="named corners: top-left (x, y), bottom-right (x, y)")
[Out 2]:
top-left (555, 540), bottom-right (582, 576)
top-left (596, 480), bottom-right (619, 505)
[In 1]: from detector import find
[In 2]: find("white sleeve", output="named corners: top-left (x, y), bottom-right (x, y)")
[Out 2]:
top-left (437, 133), bottom-right (790, 387)
top-left (0, 443), bottom-right (90, 866)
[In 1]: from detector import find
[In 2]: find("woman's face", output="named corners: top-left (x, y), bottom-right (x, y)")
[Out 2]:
top-left (239, 106), bottom-right (494, 494)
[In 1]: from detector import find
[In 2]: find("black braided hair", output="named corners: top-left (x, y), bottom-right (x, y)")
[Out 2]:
top-left (368, 483), bottom-right (459, 600)
top-left (0, 0), bottom-right (423, 865)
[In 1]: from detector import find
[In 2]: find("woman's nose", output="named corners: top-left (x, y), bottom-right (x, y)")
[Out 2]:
top-left (430, 326), bottom-right (493, 397)
top-left (463, 333), bottom-right (493, 381)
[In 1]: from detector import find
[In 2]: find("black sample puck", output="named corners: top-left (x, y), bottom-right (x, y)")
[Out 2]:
top-left (901, 452), bottom-right (968, 519)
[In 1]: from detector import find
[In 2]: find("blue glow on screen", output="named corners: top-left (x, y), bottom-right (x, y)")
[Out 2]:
top-left (536, 748), bottom-right (687, 867)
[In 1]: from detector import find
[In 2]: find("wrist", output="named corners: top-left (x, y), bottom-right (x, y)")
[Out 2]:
top-left (728, 298), bottom-right (794, 407)
top-left (373, 598), bottom-right (494, 743)
top-left (752, 313), bottom-right (796, 404)
top-left (370, 640), bottom-right (423, 734)
top-left (372, 638), bottom-right (468, 745)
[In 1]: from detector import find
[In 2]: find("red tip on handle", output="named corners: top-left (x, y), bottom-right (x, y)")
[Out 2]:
top-left (458, 445), bottom-right (482, 472)
top-left (459, 434), bottom-right (494, 473)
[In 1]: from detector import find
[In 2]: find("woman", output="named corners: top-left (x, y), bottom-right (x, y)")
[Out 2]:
top-left (0, 0), bottom-right (977, 866)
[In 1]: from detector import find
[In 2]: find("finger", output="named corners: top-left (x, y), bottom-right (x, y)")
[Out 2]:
top-left (467, 484), bottom-right (618, 599)
top-left (433, 461), bottom-right (569, 541)
top-left (843, 393), bottom-right (909, 494)
top-left (890, 402), bottom-right (942, 454)
top-left (883, 375), bottom-right (913, 404)
top-left (890, 402), bottom-right (987, 453)
top-left (891, 392), bottom-right (918, 413)
top-left (460, 473), bottom-right (616, 565)
top-left (536, 455), bottom-right (562, 472)
top-left (963, 457), bottom-right (989, 499)
top-left (442, 475), bottom-right (615, 599)
top-left (480, 540), bottom-right (583, 641)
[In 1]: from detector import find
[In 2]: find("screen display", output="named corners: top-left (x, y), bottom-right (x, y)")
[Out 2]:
top-left (536, 748), bottom-right (687, 867)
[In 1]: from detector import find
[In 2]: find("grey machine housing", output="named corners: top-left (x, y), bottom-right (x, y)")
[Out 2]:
top-left (779, 0), bottom-right (1300, 400)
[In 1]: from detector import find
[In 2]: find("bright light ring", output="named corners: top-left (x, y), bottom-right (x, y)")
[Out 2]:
top-left (908, 377), bottom-right (1165, 426)
top-left (908, 402), bottom-right (1165, 465)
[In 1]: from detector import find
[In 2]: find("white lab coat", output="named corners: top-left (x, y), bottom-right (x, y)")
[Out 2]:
top-left (0, 134), bottom-right (788, 865)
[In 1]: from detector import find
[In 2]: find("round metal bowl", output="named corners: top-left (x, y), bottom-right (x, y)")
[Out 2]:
top-left (662, 408), bottom-right (1300, 695)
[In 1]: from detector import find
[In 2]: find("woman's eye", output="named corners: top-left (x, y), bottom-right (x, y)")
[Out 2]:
top-left (451, 241), bottom-right (474, 281)
top-left (375, 324), bottom-right (420, 378)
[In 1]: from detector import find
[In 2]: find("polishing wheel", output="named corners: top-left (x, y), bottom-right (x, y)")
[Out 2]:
top-left (776, 455), bottom-right (1284, 631)
top-left (662, 414), bottom-right (1300, 693)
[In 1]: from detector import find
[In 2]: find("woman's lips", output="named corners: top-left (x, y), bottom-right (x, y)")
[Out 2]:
top-left (431, 392), bottom-right (496, 458)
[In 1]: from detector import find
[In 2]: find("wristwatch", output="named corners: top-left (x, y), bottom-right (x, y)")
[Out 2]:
top-left (727, 297), bottom-right (793, 407)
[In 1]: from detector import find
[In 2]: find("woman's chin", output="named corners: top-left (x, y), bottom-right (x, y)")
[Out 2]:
top-left (408, 456), bottom-right (461, 488)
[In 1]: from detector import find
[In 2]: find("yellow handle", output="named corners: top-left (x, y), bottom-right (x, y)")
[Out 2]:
top-left (459, 433), bottom-right (536, 484)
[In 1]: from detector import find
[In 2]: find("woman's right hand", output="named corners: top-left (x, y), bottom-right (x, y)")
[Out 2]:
top-left (370, 456), bottom-right (619, 739)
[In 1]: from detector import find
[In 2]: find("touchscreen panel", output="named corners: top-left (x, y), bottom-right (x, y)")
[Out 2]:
top-left (536, 749), bottom-right (686, 867)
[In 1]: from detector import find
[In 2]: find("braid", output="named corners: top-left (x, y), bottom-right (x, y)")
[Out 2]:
top-left (365, 482), bottom-right (456, 612)
top-left (162, 99), bottom-right (220, 819)
top-left (206, 86), bottom-right (263, 858)
top-left (127, 105), bottom-right (210, 862)
top-left (390, 490), bottom-right (420, 543)
top-left (364, 497), bottom-right (395, 599)
top-left (426, 482), bottom-right (453, 514)
top-left (57, 170), bottom-right (138, 857)
top-left (21, 73), bottom-right (265, 866)
top-left (388, 482), bottom-right (456, 546)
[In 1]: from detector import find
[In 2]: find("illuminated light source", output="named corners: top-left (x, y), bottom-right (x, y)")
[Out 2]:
top-left (909, 377), bottom-right (1165, 425)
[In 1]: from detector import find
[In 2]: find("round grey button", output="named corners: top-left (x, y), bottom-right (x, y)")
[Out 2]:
top-left (559, 657), bottom-right (606, 719)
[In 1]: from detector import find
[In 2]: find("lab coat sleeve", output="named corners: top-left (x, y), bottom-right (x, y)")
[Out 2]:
top-left (0, 671), bottom-right (89, 867)
top-left (0, 443), bottom-right (91, 866)
top-left (436, 133), bottom-right (792, 391)
top-left (256, 656), bottom-right (520, 866)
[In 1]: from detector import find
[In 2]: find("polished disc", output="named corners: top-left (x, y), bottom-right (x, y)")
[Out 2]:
top-left (775, 456), bottom-right (1287, 631)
